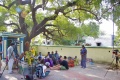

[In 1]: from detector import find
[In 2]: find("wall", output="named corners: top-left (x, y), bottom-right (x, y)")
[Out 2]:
top-left (37, 45), bottom-right (120, 63)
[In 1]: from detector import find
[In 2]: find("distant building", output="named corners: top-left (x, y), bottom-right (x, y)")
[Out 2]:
top-left (42, 39), bottom-right (53, 45)
top-left (83, 35), bottom-right (114, 46)
top-left (41, 35), bottom-right (114, 46)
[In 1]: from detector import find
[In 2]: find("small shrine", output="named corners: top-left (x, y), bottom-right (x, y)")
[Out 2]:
top-left (0, 32), bottom-right (26, 59)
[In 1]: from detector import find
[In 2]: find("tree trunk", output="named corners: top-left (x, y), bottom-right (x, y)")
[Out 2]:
top-left (23, 36), bottom-right (31, 51)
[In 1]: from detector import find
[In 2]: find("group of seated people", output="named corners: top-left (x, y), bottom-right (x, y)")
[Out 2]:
top-left (16, 51), bottom-right (80, 79)
top-left (37, 51), bottom-right (79, 70)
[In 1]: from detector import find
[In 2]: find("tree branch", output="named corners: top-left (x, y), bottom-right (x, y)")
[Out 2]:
top-left (0, 4), bottom-right (8, 9)
top-left (18, 14), bottom-right (29, 35)
top-left (45, 29), bottom-right (54, 37)
top-left (13, 29), bottom-right (21, 33)
top-left (31, 9), bottom-right (38, 25)
top-left (31, 27), bottom-right (45, 39)
top-left (43, 33), bottom-right (52, 39)
top-left (31, 1), bottom-right (78, 39)
top-left (44, 24), bottom-right (58, 27)
top-left (0, 1), bottom-right (16, 10)
top-left (64, 15), bottom-right (78, 21)
top-left (4, 22), bottom-right (19, 28)
top-left (34, 4), bottom-right (42, 11)
top-left (44, 24), bottom-right (65, 39)
top-left (63, 7), bottom-right (100, 21)
top-left (31, 4), bottom-right (43, 27)
top-left (8, 1), bottom-right (16, 9)
top-left (31, 0), bottom-right (99, 39)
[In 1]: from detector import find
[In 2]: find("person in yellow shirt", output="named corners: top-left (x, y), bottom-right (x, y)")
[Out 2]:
top-left (74, 56), bottom-right (79, 66)
top-left (30, 47), bottom-right (35, 56)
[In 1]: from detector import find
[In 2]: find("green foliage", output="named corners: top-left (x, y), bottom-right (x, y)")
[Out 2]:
top-left (59, 39), bottom-right (73, 45)
top-left (110, 0), bottom-right (116, 3)
top-left (53, 15), bottom-right (82, 39)
top-left (0, 26), bottom-right (7, 32)
top-left (81, 22), bottom-right (99, 38)
top-left (36, 13), bottom-right (45, 23)
top-left (0, 0), bottom-right (112, 46)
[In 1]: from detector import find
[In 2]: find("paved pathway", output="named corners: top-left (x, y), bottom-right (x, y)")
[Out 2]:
top-left (0, 61), bottom-right (120, 80)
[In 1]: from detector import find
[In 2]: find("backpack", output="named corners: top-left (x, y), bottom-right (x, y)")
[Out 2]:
top-left (36, 64), bottom-right (45, 78)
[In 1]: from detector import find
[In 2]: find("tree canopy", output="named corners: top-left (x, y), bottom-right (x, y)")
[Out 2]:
top-left (0, 0), bottom-right (120, 49)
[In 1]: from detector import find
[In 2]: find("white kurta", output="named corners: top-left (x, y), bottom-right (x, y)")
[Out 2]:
top-left (7, 46), bottom-right (15, 73)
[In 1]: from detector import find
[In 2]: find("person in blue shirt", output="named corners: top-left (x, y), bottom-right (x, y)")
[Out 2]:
top-left (80, 45), bottom-right (87, 68)
top-left (48, 52), bottom-right (52, 58)
top-left (38, 52), bottom-right (42, 59)
top-left (55, 51), bottom-right (60, 64)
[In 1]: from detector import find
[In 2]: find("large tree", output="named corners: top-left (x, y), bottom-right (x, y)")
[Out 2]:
top-left (0, 0), bottom-right (119, 50)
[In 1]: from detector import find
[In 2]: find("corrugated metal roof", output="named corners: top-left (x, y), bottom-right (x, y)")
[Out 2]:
top-left (0, 32), bottom-right (26, 37)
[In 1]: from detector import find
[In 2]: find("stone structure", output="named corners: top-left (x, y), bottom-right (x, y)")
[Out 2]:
top-left (0, 32), bottom-right (26, 59)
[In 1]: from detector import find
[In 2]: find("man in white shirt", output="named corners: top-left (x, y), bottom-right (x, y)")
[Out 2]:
top-left (7, 43), bottom-right (16, 74)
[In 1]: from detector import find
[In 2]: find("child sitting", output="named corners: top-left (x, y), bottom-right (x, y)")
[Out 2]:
top-left (74, 56), bottom-right (79, 66)
top-left (37, 59), bottom-right (50, 78)
top-left (68, 57), bottom-right (74, 67)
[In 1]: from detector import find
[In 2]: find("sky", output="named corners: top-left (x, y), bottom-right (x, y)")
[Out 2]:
top-left (100, 19), bottom-right (117, 36)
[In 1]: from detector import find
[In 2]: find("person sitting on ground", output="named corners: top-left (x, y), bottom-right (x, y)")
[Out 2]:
top-left (68, 57), bottom-right (74, 67)
top-left (50, 56), bottom-right (69, 70)
top-left (64, 56), bottom-right (68, 61)
top-left (48, 58), bottom-right (53, 67)
top-left (74, 56), bottom-right (79, 66)
top-left (58, 56), bottom-right (62, 63)
top-left (37, 56), bottom-right (42, 64)
top-left (51, 51), bottom-right (57, 65)
top-left (44, 58), bottom-right (53, 67)
top-left (37, 52), bottom-right (42, 59)
top-left (39, 59), bottom-right (50, 78)
top-left (45, 52), bottom-right (50, 59)
top-left (48, 52), bottom-right (52, 58)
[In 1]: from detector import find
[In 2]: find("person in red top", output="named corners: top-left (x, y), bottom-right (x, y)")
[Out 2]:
top-left (68, 57), bottom-right (74, 67)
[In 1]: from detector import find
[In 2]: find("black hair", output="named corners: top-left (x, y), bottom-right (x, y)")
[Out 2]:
top-left (114, 49), bottom-right (119, 52)
top-left (82, 45), bottom-right (85, 48)
top-left (10, 43), bottom-right (14, 46)
top-left (41, 59), bottom-right (45, 64)
top-left (60, 56), bottom-right (62, 58)
top-left (48, 52), bottom-right (50, 54)
top-left (64, 56), bottom-right (67, 59)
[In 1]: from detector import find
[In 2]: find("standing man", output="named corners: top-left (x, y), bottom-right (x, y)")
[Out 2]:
top-left (113, 50), bottom-right (119, 68)
top-left (80, 45), bottom-right (87, 68)
top-left (0, 40), bottom-right (2, 74)
top-left (55, 51), bottom-right (60, 64)
top-left (7, 43), bottom-right (16, 74)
